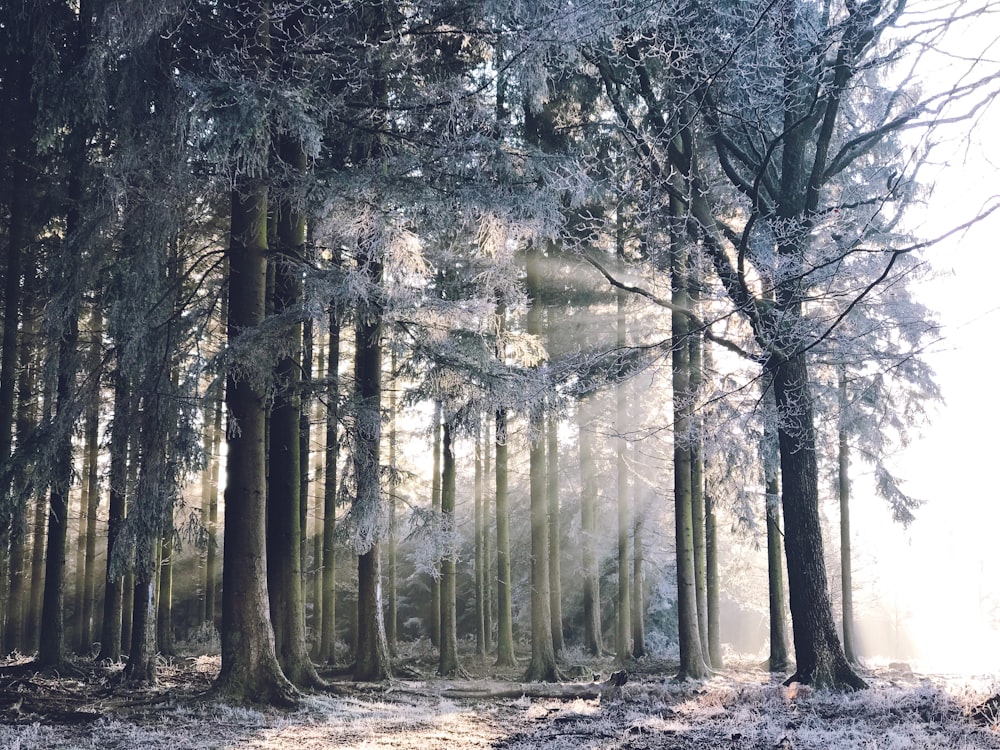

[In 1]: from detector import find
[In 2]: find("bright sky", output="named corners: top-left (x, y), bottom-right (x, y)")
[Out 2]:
top-left (855, 5), bottom-right (1000, 672)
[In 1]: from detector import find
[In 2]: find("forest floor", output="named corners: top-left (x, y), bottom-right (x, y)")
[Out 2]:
top-left (2, 646), bottom-right (1000, 749)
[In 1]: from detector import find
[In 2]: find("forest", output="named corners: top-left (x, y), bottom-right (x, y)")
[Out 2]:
top-left (2, 0), bottom-right (1000, 747)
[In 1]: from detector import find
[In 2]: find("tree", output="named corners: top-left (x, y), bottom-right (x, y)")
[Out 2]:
top-left (523, 242), bottom-right (560, 682)
top-left (838, 369), bottom-right (859, 665)
top-left (438, 417), bottom-right (461, 676)
top-left (350, 248), bottom-right (392, 682)
top-left (216, 169), bottom-right (296, 702)
top-left (493, 312), bottom-right (517, 668)
top-left (38, 0), bottom-right (99, 669)
top-left (266, 130), bottom-right (324, 690)
top-left (577, 396), bottom-right (604, 656)
top-left (319, 296), bottom-right (341, 664)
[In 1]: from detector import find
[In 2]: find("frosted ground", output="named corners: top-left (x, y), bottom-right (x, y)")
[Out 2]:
top-left (3, 655), bottom-right (1000, 749)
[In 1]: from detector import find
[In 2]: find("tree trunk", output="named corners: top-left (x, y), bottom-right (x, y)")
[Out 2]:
top-left (546, 411), bottom-right (564, 654)
top-left (474, 415), bottom-right (487, 658)
top-left (615, 287), bottom-right (631, 664)
top-left (351, 254), bottom-right (391, 683)
top-left (766, 473), bottom-right (791, 673)
top-left (4, 266), bottom-right (38, 653)
top-left (524, 405), bottom-right (559, 682)
top-left (578, 397), bottom-right (603, 656)
top-left (37, 296), bottom-right (81, 668)
top-left (670, 225), bottom-right (708, 681)
top-left (838, 369), bottom-right (858, 664)
top-left (156, 529), bottom-right (174, 657)
top-left (215, 177), bottom-right (297, 705)
top-left (386, 349), bottom-right (398, 653)
top-left (773, 354), bottom-right (864, 689)
top-left (266, 134), bottom-right (322, 690)
top-left (0, 8), bottom-right (34, 652)
top-left (438, 419), bottom-right (460, 677)
top-left (689, 335), bottom-right (709, 663)
top-left (482, 418), bottom-right (493, 655)
top-left (493, 304), bottom-right (516, 667)
top-left (38, 0), bottom-right (96, 670)
top-left (319, 302), bottom-right (340, 663)
top-left (631, 449), bottom-right (646, 659)
top-left (300, 317), bottom-right (313, 584)
top-left (98, 355), bottom-right (129, 662)
top-left (705, 487), bottom-right (723, 669)
top-left (524, 244), bottom-right (559, 682)
top-left (126, 577), bottom-right (157, 684)
top-left (430, 401), bottom-right (442, 648)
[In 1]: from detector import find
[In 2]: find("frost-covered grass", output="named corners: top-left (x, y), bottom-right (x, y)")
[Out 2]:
top-left (2, 666), bottom-right (999, 749)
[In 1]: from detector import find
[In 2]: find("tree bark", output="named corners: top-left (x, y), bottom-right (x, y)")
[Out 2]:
top-left (319, 302), bottom-right (340, 663)
top-left (215, 177), bottom-right (297, 705)
top-left (351, 254), bottom-right (391, 683)
top-left (839, 369), bottom-right (858, 664)
top-left (438, 419), bottom-right (460, 677)
top-left (386, 349), bottom-right (398, 653)
top-left (615, 287), bottom-right (631, 664)
top-left (766, 472), bottom-right (791, 673)
top-left (4, 264), bottom-right (38, 653)
top-left (430, 401), bottom-right (442, 648)
top-left (474, 415), bottom-right (487, 658)
top-left (493, 301), bottom-right (516, 667)
top-left (631, 448), bottom-right (646, 659)
top-left (524, 243), bottom-right (559, 682)
top-left (98, 354), bottom-right (129, 662)
top-left (578, 397), bottom-right (603, 656)
top-left (773, 354), bottom-right (864, 689)
top-left (670, 219), bottom-right (708, 681)
top-left (546, 411), bottom-right (564, 654)
top-left (266, 133), bottom-right (323, 690)
top-left (689, 333), bottom-right (708, 663)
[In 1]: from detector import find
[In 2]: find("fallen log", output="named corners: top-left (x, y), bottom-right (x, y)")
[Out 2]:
top-left (415, 670), bottom-right (629, 700)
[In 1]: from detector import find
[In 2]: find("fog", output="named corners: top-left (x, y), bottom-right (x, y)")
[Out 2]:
top-left (863, 83), bottom-right (1000, 674)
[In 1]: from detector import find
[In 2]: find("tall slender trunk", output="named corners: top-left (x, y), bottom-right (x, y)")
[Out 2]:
top-left (705, 487), bottom-right (723, 669)
top-left (689, 334), bottom-right (708, 662)
top-left (215, 174), bottom-right (296, 705)
top-left (38, 0), bottom-right (96, 670)
top-left (546, 410), bottom-right (564, 654)
top-left (4, 265), bottom-right (38, 652)
top-left (80, 307), bottom-right (103, 652)
top-left (386, 349), bottom-right (398, 653)
top-left (631, 441), bottom-right (646, 659)
top-left (474, 415), bottom-right (487, 657)
top-left (494, 298), bottom-right (516, 667)
top-left (773, 354), bottom-right (864, 689)
top-left (438, 419), bottom-right (460, 676)
top-left (266, 133), bottom-right (322, 690)
top-left (766, 472), bottom-right (791, 672)
top-left (524, 243), bottom-right (558, 682)
top-left (300, 317), bottom-right (313, 584)
top-left (615, 293), bottom-right (631, 663)
top-left (37, 281), bottom-right (82, 668)
top-left (98, 354), bottom-right (129, 661)
top-left (0, 9), bottom-right (35, 650)
top-left (352, 256), bottom-right (391, 681)
top-left (319, 303), bottom-right (340, 663)
top-left (838, 369), bottom-right (858, 664)
top-left (430, 401), bottom-right (442, 647)
top-left (482, 418), bottom-right (493, 655)
top-left (578, 397), bottom-right (603, 656)
top-left (670, 207), bottom-right (708, 680)
top-left (206, 379), bottom-right (223, 627)
top-left (156, 527), bottom-right (174, 657)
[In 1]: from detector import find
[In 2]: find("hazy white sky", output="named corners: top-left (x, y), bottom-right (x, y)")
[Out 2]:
top-left (854, 5), bottom-right (1000, 671)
